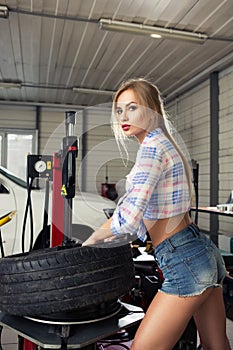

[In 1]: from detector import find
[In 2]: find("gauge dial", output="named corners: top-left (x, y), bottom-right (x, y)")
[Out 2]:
top-left (34, 160), bottom-right (46, 173)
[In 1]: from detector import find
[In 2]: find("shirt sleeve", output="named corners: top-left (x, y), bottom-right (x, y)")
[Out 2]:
top-left (111, 144), bottom-right (164, 241)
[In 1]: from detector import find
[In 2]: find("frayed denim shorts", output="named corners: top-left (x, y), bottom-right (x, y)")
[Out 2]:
top-left (154, 224), bottom-right (227, 297)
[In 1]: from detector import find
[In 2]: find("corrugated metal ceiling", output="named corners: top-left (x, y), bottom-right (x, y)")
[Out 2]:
top-left (0, 0), bottom-right (232, 107)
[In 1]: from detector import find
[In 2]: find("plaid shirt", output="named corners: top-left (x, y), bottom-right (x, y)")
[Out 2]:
top-left (111, 128), bottom-right (191, 242)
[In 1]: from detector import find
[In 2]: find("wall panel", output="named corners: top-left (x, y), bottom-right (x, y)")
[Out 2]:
top-left (0, 105), bottom-right (36, 129)
top-left (219, 66), bottom-right (233, 236)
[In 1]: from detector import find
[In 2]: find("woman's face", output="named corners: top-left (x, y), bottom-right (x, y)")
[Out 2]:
top-left (115, 89), bottom-right (152, 143)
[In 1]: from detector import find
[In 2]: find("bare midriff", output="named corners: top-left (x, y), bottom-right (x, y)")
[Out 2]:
top-left (143, 212), bottom-right (192, 248)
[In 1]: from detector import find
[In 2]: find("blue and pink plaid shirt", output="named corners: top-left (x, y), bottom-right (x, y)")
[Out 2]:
top-left (111, 128), bottom-right (191, 242)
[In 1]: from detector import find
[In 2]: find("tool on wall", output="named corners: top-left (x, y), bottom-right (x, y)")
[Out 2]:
top-left (101, 165), bottom-right (118, 201)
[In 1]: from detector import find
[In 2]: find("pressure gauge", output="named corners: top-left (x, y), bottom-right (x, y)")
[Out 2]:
top-left (34, 160), bottom-right (47, 173)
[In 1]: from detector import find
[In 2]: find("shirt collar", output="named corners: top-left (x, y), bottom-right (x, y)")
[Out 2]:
top-left (142, 128), bottom-right (162, 145)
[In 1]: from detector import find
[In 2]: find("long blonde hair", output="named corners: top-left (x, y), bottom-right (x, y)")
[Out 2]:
top-left (111, 78), bottom-right (193, 195)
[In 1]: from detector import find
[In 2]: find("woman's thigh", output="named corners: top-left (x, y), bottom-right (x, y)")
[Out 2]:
top-left (194, 287), bottom-right (230, 350)
top-left (131, 288), bottom-right (213, 350)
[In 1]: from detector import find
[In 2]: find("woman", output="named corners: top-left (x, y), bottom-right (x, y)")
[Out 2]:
top-left (83, 78), bottom-right (230, 350)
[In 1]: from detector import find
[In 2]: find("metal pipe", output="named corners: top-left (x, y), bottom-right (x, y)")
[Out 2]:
top-left (62, 111), bottom-right (78, 244)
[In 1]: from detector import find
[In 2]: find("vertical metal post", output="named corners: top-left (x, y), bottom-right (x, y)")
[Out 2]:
top-left (62, 111), bottom-right (78, 244)
top-left (209, 72), bottom-right (219, 246)
top-left (35, 106), bottom-right (40, 154)
top-left (52, 111), bottom-right (78, 247)
top-left (51, 152), bottom-right (64, 246)
top-left (81, 109), bottom-right (87, 192)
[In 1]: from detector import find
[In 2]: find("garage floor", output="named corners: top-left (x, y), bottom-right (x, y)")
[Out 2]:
top-left (1, 318), bottom-right (233, 349)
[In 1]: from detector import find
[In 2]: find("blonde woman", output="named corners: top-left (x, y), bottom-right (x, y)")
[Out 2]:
top-left (83, 78), bottom-right (230, 350)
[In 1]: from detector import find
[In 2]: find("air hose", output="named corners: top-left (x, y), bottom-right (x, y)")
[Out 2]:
top-left (21, 175), bottom-right (34, 253)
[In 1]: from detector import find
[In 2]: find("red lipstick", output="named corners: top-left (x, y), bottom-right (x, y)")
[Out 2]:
top-left (122, 124), bottom-right (130, 131)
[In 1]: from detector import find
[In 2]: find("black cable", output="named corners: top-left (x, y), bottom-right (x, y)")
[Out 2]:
top-left (0, 229), bottom-right (4, 257)
top-left (29, 187), bottom-right (34, 251)
top-left (41, 178), bottom-right (50, 249)
top-left (21, 176), bottom-right (34, 253)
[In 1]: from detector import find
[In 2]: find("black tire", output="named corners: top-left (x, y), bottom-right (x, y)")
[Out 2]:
top-left (0, 242), bottom-right (135, 317)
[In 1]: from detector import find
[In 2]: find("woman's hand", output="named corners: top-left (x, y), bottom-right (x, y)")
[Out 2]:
top-left (104, 236), bottom-right (116, 242)
top-left (82, 217), bottom-right (114, 246)
top-left (82, 235), bottom-right (97, 246)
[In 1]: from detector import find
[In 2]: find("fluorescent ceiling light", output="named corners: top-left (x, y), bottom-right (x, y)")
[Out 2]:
top-left (73, 87), bottom-right (114, 96)
top-left (150, 33), bottom-right (162, 39)
top-left (0, 5), bottom-right (9, 18)
top-left (99, 19), bottom-right (208, 44)
top-left (0, 81), bottom-right (22, 89)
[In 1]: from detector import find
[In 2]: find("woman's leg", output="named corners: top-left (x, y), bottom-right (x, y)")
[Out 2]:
top-left (194, 287), bottom-right (231, 350)
top-left (131, 287), bottom-right (221, 350)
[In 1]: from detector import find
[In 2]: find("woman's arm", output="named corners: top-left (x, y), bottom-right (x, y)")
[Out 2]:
top-left (84, 144), bottom-right (164, 245)
top-left (82, 217), bottom-right (114, 246)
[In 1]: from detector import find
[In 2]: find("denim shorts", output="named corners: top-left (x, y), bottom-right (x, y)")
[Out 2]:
top-left (154, 224), bottom-right (227, 297)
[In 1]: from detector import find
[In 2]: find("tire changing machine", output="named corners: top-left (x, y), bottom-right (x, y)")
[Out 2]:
top-left (0, 112), bottom-right (144, 350)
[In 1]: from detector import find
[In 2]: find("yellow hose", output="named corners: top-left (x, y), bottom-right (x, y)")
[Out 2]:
top-left (0, 210), bottom-right (16, 227)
